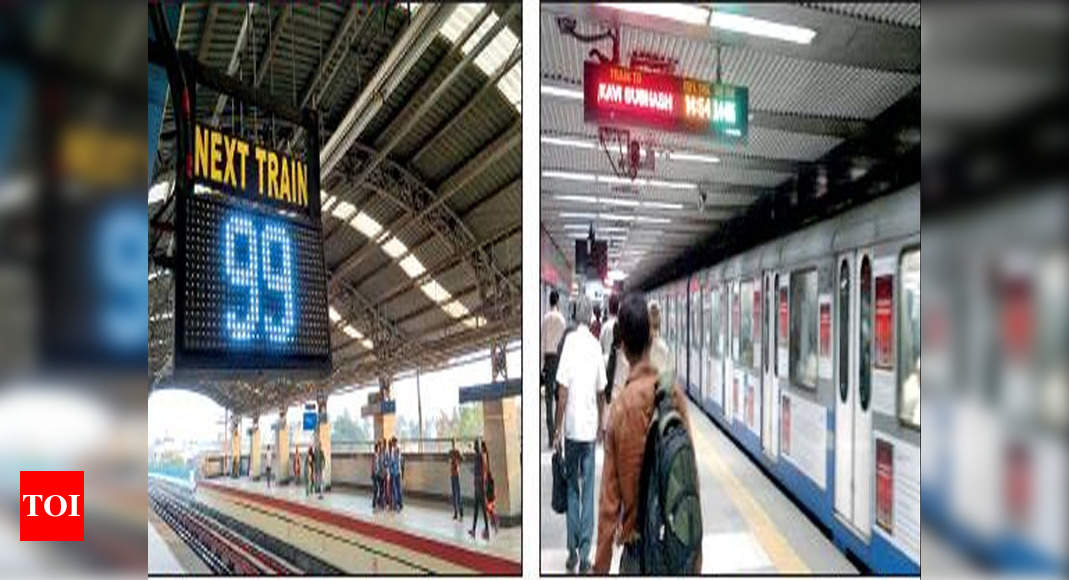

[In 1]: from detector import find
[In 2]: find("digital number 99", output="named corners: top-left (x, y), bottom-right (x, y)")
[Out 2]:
top-left (223, 213), bottom-right (296, 344)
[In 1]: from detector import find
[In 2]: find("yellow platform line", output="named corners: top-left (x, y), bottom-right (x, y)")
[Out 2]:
top-left (689, 410), bottom-right (810, 574)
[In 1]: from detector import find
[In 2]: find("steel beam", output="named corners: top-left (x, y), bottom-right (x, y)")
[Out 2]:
top-left (319, 3), bottom-right (455, 178)
top-left (210, 3), bottom-right (257, 126)
top-left (336, 3), bottom-right (513, 193)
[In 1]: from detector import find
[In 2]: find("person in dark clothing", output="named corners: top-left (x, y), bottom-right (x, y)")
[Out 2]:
top-left (449, 438), bottom-right (464, 520)
top-left (469, 439), bottom-right (490, 540)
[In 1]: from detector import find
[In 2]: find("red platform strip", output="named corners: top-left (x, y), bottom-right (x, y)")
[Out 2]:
top-left (200, 481), bottom-right (520, 575)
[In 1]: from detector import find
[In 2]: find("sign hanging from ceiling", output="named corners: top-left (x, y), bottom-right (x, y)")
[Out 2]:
top-left (161, 50), bottom-right (332, 378)
top-left (583, 61), bottom-right (749, 142)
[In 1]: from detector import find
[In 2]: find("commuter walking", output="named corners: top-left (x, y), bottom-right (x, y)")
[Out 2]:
top-left (552, 296), bottom-right (606, 574)
top-left (648, 302), bottom-right (672, 381)
top-left (482, 441), bottom-right (498, 533)
top-left (591, 303), bottom-right (603, 339)
top-left (469, 439), bottom-right (490, 540)
top-left (602, 294), bottom-right (629, 404)
top-left (314, 443), bottom-right (325, 499)
top-left (305, 447), bottom-right (314, 496)
top-left (371, 441), bottom-right (381, 510)
top-left (265, 446), bottom-right (273, 488)
top-left (449, 439), bottom-right (464, 520)
top-left (390, 437), bottom-right (404, 511)
top-left (541, 290), bottom-right (567, 447)
top-left (594, 294), bottom-right (701, 574)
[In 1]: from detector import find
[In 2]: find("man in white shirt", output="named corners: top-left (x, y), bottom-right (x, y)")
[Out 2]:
top-left (541, 289), bottom-right (567, 444)
top-left (552, 297), bottom-right (605, 574)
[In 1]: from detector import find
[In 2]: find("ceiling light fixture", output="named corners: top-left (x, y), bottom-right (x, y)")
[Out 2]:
top-left (668, 152), bottom-right (721, 164)
top-left (540, 85), bottom-right (584, 100)
top-left (541, 135), bottom-right (596, 149)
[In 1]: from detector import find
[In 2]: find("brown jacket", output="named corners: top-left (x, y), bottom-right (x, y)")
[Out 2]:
top-left (593, 358), bottom-right (693, 573)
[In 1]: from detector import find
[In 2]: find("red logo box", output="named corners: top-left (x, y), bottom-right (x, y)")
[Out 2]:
top-left (20, 471), bottom-right (84, 541)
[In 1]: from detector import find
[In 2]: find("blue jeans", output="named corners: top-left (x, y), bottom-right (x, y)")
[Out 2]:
top-left (565, 439), bottom-right (595, 564)
top-left (392, 473), bottom-right (403, 508)
top-left (450, 475), bottom-right (463, 517)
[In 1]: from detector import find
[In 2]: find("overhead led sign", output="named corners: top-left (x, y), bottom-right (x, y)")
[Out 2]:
top-left (583, 61), bottom-right (749, 142)
top-left (174, 118), bottom-right (329, 377)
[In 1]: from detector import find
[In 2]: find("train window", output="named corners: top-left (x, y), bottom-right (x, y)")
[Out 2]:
top-left (773, 274), bottom-right (780, 370)
top-left (790, 269), bottom-right (818, 389)
top-left (740, 280), bottom-right (754, 369)
top-left (859, 255), bottom-right (873, 411)
top-left (898, 249), bottom-right (921, 429)
top-left (839, 260), bottom-right (849, 403)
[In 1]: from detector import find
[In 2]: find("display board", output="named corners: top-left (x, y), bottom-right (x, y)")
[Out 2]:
top-left (168, 56), bottom-right (331, 378)
top-left (583, 61), bottom-right (749, 142)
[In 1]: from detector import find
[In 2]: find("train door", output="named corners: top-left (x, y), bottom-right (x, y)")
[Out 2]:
top-left (690, 279), bottom-right (702, 398)
top-left (835, 251), bottom-right (874, 539)
top-left (762, 271), bottom-right (778, 458)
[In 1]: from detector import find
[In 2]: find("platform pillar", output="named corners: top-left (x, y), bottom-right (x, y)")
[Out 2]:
top-left (249, 416), bottom-right (261, 480)
top-left (483, 396), bottom-right (521, 524)
top-left (229, 415), bottom-right (241, 478)
top-left (485, 341), bottom-right (520, 524)
top-left (275, 406), bottom-right (290, 484)
top-left (314, 393), bottom-right (331, 490)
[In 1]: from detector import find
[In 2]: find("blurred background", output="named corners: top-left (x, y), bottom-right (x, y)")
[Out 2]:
top-left (0, 0), bottom-right (1066, 576)
top-left (921, 1), bottom-right (1067, 575)
top-left (0, 1), bottom-right (147, 577)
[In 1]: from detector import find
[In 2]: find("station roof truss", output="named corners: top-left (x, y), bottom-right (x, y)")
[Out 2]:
top-left (539, 3), bottom-right (919, 286)
top-left (150, 3), bottom-right (522, 414)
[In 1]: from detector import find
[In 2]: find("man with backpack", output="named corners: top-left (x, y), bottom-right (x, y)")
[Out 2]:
top-left (594, 294), bottom-right (702, 574)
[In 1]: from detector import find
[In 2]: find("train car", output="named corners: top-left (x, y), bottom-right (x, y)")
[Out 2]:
top-left (652, 184), bottom-right (920, 574)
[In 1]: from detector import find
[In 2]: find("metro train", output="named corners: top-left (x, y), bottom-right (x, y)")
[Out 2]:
top-left (649, 184), bottom-right (921, 574)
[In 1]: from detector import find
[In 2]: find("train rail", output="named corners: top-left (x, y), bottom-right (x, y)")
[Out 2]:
top-left (149, 475), bottom-right (338, 574)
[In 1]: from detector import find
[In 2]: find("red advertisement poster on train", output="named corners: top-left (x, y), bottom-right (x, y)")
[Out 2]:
top-left (875, 275), bottom-right (894, 368)
top-left (753, 288), bottom-right (762, 343)
top-left (819, 302), bottom-right (831, 358)
top-left (876, 438), bottom-right (894, 533)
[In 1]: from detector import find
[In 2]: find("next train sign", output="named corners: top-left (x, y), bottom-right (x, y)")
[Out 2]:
top-left (583, 61), bottom-right (749, 142)
top-left (194, 124), bottom-right (310, 211)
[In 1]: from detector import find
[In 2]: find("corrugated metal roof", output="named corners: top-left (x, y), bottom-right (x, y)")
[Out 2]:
top-left (805, 3), bottom-right (921, 28)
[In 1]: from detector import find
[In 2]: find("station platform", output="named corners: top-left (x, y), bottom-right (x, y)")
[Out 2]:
top-left (193, 476), bottom-right (521, 574)
top-left (148, 508), bottom-right (209, 574)
top-left (540, 395), bottom-right (858, 574)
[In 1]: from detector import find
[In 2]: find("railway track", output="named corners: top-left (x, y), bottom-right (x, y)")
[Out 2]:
top-left (149, 476), bottom-right (340, 574)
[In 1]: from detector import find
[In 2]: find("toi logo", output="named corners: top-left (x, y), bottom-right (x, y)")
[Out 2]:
top-left (20, 471), bottom-right (84, 541)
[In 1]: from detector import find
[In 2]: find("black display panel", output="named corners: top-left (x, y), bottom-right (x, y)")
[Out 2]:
top-left (175, 193), bottom-right (331, 374)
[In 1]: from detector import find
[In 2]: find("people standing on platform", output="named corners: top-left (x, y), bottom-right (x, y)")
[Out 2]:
top-left (449, 438), bottom-right (464, 520)
top-left (305, 447), bottom-right (315, 497)
top-left (469, 438), bottom-right (490, 540)
top-left (315, 442), bottom-right (326, 499)
top-left (602, 294), bottom-right (629, 406)
top-left (541, 289), bottom-right (567, 447)
top-left (594, 294), bottom-right (700, 574)
top-left (552, 296), bottom-right (606, 574)
top-left (381, 440), bottom-right (389, 510)
top-left (265, 446), bottom-right (273, 488)
top-left (390, 437), bottom-right (404, 511)
top-left (482, 440), bottom-right (498, 533)
top-left (371, 441), bottom-right (381, 510)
